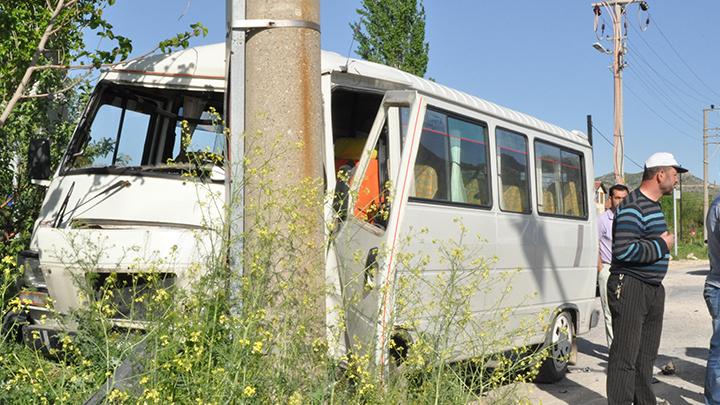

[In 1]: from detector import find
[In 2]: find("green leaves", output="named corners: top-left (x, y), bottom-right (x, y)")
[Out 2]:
top-left (351, 0), bottom-right (430, 77)
top-left (158, 22), bottom-right (208, 54)
top-left (0, 1), bottom-right (209, 261)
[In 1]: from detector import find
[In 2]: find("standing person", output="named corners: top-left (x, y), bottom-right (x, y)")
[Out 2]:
top-left (704, 194), bottom-right (720, 404)
top-left (598, 183), bottom-right (629, 348)
top-left (606, 152), bottom-right (686, 404)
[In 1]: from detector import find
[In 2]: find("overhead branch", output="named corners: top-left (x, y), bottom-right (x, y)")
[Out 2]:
top-left (22, 72), bottom-right (92, 99)
top-left (32, 45), bottom-right (165, 72)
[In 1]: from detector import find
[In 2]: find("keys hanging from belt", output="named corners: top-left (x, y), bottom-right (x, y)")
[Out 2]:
top-left (615, 274), bottom-right (624, 299)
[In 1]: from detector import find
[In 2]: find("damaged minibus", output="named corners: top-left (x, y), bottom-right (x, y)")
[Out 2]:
top-left (4, 43), bottom-right (599, 383)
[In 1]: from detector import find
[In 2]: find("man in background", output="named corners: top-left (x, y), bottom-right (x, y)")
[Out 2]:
top-left (598, 183), bottom-right (629, 348)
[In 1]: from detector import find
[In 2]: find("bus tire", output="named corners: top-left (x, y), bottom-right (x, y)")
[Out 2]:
top-left (536, 310), bottom-right (574, 383)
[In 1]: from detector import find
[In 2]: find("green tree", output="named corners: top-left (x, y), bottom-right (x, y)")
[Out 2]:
top-left (0, 0), bottom-right (206, 265)
top-left (351, 0), bottom-right (430, 77)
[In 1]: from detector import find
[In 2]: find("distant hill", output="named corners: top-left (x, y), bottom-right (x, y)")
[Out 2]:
top-left (595, 171), bottom-right (717, 194)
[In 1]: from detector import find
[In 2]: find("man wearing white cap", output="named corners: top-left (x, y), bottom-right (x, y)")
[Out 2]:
top-left (606, 152), bottom-right (686, 404)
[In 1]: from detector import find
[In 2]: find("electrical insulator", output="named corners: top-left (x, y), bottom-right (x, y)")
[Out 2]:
top-left (594, 5), bottom-right (602, 16)
top-left (640, 1), bottom-right (649, 11)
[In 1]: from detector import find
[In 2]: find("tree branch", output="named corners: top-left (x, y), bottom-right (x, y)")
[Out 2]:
top-left (31, 63), bottom-right (96, 71)
top-left (32, 45), bottom-right (165, 73)
top-left (48, 25), bottom-right (64, 37)
top-left (22, 72), bottom-right (92, 99)
top-left (0, 0), bottom-right (67, 128)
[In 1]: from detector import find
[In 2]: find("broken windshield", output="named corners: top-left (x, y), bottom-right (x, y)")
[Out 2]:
top-left (64, 82), bottom-right (225, 175)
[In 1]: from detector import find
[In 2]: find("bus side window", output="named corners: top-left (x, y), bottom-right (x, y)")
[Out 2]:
top-left (408, 108), bottom-right (490, 208)
top-left (496, 127), bottom-right (530, 213)
top-left (534, 141), bottom-right (587, 218)
top-left (561, 151), bottom-right (585, 217)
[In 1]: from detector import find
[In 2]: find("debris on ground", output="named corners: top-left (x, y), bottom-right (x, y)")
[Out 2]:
top-left (660, 361), bottom-right (676, 375)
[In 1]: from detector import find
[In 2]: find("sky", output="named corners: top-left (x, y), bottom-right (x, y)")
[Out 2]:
top-left (95, 1), bottom-right (720, 183)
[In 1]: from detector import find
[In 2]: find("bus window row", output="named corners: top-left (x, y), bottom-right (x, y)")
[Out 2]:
top-left (407, 107), bottom-right (587, 219)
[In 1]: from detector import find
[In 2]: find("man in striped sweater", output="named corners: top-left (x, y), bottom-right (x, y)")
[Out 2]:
top-left (606, 152), bottom-right (687, 405)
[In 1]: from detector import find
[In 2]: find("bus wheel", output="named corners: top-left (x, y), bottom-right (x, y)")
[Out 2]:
top-left (536, 310), bottom-right (574, 383)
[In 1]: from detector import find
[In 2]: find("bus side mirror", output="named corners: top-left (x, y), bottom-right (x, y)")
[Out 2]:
top-left (28, 138), bottom-right (51, 185)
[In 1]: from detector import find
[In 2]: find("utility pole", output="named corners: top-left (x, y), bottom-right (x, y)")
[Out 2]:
top-left (704, 105), bottom-right (720, 241)
top-left (236, 0), bottom-right (325, 331)
top-left (592, 0), bottom-right (648, 185)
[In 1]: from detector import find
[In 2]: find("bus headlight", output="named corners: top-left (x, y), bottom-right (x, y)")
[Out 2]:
top-left (18, 250), bottom-right (46, 289)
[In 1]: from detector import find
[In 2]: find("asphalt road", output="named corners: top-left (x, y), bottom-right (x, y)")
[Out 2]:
top-left (518, 260), bottom-right (712, 404)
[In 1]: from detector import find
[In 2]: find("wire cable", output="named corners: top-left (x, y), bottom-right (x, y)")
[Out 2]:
top-left (625, 64), bottom-right (699, 128)
top-left (626, 40), bottom-right (710, 105)
top-left (629, 23), bottom-right (711, 102)
top-left (624, 84), bottom-right (701, 141)
top-left (591, 123), bottom-right (644, 170)
top-left (650, 15), bottom-right (720, 101)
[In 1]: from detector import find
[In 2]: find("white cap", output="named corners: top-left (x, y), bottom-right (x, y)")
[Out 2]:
top-left (644, 152), bottom-right (688, 173)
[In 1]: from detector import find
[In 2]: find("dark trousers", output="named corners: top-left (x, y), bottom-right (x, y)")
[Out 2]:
top-left (606, 273), bottom-right (665, 405)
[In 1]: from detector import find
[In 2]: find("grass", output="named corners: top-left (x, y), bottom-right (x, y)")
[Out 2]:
top-left (673, 240), bottom-right (708, 261)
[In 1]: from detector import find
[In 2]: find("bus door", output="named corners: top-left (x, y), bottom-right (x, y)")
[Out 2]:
top-left (334, 90), bottom-right (427, 369)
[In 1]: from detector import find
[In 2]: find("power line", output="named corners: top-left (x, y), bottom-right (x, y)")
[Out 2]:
top-left (591, 123), bottom-right (644, 170)
top-left (625, 64), bottom-right (699, 128)
top-left (624, 84), bottom-right (701, 141)
top-left (650, 15), bottom-right (720, 101)
top-left (626, 42), bottom-right (709, 105)
top-left (629, 23), bottom-right (712, 103)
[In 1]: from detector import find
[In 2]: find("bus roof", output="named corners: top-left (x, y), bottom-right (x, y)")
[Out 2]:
top-left (104, 43), bottom-right (588, 146)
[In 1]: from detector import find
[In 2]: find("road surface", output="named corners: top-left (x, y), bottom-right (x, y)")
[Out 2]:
top-left (520, 260), bottom-right (711, 404)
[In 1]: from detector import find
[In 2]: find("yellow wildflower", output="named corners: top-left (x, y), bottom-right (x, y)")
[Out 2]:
top-left (252, 341), bottom-right (263, 354)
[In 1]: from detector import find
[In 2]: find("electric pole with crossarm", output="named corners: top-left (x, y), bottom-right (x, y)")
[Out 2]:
top-left (591, 0), bottom-right (649, 185)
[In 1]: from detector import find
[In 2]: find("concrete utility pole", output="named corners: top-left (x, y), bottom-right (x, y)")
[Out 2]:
top-left (592, 0), bottom-right (648, 185)
top-left (703, 106), bottom-right (720, 241)
top-left (232, 0), bottom-right (325, 326)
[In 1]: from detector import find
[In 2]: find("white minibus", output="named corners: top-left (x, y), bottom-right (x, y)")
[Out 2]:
top-left (6, 43), bottom-right (599, 383)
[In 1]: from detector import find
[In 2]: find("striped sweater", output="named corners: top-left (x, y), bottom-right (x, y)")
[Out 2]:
top-left (610, 188), bottom-right (670, 285)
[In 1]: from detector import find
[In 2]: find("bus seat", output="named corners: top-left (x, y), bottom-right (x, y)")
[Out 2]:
top-left (334, 137), bottom-right (366, 160)
top-left (353, 158), bottom-right (381, 221)
top-left (463, 175), bottom-right (479, 204)
top-left (334, 137), bottom-right (376, 173)
top-left (543, 190), bottom-right (556, 214)
top-left (563, 182), bottom-right (580, 216)
top-left (502, 185), bottom-right (523, 212)
top-left (414, 164), bottom-right (438, 199)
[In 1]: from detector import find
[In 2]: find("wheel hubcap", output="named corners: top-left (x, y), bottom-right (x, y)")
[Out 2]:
top-left (551, 314), bottom-right (572, 369)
